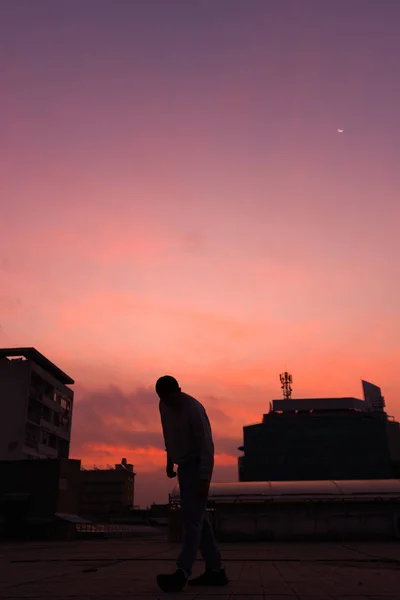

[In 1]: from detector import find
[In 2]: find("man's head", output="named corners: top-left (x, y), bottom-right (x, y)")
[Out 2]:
top-left (155, 375), bottom-right (182, 407)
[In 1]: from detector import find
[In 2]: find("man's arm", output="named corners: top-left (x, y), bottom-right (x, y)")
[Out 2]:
top-left (160, 403), bottom-right (176, 478)
top-left (166, 453), bottom-right (176, 478)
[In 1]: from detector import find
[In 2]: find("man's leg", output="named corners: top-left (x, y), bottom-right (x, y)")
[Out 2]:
top-left (187, 513), bottom-right (228, 587)
top-left (157, 461), bottom-right (202, 593)
top-left (198, 512), bottom-right (221, 570)
top-left (179, 465), bottom-right (228, 587)
top-left (157, 460), bottom-right (228, 592)
top-left (176, 462), bottom-right (207, 575)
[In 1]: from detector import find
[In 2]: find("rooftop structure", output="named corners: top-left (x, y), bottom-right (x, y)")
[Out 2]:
top-left (170, 479), bottom-right (400, 542)
top-left (238, 380), bottom-right (400, 483)
top-left (171, 479), bottom-right (400, 503)
top-left (271, 380), bottom-right (385, 414)
top-left (0, 348), bottom-right (74, 385)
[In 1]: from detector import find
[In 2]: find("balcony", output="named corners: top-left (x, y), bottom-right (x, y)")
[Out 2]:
top-left (42, 394), bottom-right (58, 411)
top-left (56, 426), bottom-right (70, 440)
top-left (38, 443), bottom-right (58, 458)
top-left (24, 438), bottom-right (38, 449)
top-left (25, 421), bottom-right (40, 449)
top-left (39, 418), bottom-right (70, 440)
top-left (27, 411), bottom-right (41, 425)
top-left (29, 386), bottom-right (43, 402)
top-left (22, 445), bottom-right (40, 458)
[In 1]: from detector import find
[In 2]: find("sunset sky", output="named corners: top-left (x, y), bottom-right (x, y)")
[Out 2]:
top-left (1, 1), bottom-right (399, 506)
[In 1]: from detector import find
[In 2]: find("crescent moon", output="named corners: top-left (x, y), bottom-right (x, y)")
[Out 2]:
top-left (337, 129), bottom-right (344, 133)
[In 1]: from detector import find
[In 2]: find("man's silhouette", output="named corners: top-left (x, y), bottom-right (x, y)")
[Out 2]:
top-left (155, 375), bottom-right (228, 593)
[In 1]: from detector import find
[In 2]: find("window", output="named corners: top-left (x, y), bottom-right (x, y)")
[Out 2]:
top-left (44, 383), bottom-right (54, 398)
top-left (27, 398), bottom-right (42, 424)
top-left (26, 423), bottom-right (40, 445)
top-left (42, 406), bottom-right (52, 423)
top-left (41, 430), bottom-right (50, 445)
top-left (58, 439), bottom-right (69, 458)
top-left (61, 415), bottom-right (70, 431)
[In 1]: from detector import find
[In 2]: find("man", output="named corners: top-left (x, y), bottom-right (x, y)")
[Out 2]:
top-left (155, 375), bottom-right (228, 593)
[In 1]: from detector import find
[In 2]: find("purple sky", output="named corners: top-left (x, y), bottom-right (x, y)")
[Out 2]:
top-left (1, 1), bottom-right (399, 506)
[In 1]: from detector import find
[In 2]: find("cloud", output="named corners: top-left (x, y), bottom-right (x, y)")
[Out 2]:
top-left (71, 384), bottom-right (162, 454)
top-left (203, 398), bottom-right (233, 426)
top-left (50, 225), bottom-right (186, 265)
top-left (70, 384), bottom-right (243, 505)
top-left (55, 291), bottom-right (259, 341)
top-left (4, 217), bottom-right (205, 269)
top-left (71, 385), bottom-right (241, 458)
top-left (0, 292), bottom-right (22, 315)
top-left (178, 232), bottom-right (205, 254)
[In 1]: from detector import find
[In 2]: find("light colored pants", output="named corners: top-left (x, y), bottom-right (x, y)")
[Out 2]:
top-left (176, 458), bottom-right (222, 576)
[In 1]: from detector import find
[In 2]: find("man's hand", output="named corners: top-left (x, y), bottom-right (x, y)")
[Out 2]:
top-left (166, 465), bottom-right (177, 478)
top-left (166, 457), bottom-right (176, 479)
top-left (194, 477), bottom-right (210, 498)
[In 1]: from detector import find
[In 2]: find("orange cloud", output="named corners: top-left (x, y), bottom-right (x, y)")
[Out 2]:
top-left (69, 383), bottom-right (245, 505)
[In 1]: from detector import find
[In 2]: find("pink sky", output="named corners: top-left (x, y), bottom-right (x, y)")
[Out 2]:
top-left (1, 1), bottom-right (399, 506)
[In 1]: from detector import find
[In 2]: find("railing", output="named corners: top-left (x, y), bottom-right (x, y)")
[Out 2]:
top-left (75, 523), bottom-right (160, 539)
top-left (24, 438), bottom-right (38, 448)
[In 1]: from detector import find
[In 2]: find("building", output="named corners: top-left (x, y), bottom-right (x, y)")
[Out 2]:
top-left (79, 458), bottom-right (136, 518)
top-left (0, 459), bottom-right (83, 540)
top-left (169, 480), bottom-right (400, 541)
top-left (149, 503), bottom-right (169, 526)
top-left (0, 348), bottom-right (74, 461)
top-left (238, 381), bottom-right (400, 482)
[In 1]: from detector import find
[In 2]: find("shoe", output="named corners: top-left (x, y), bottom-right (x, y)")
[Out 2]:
top-left (156, 569), bottom-right (187, 593)
top-left (188, 568), bottom-right (229, 587)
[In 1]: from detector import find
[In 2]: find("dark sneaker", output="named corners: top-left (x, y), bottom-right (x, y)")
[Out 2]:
top-left (157, 569), bottom-right (187, 593)
top-left (188, 568), bottom-right (229, 587)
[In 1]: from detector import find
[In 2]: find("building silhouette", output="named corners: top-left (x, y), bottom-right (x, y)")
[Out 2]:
top-left (238, 381), bottom-right (400, 482)
top-left (79, 458), bottom-right (136, 518)
top-left (0, 458), bottom-right (82, 540)
top-left (0, 348), bottom-right (74, 460)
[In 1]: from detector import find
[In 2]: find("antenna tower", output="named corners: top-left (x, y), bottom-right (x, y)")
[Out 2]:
top-left (280, 372), bottom-right (293, 400)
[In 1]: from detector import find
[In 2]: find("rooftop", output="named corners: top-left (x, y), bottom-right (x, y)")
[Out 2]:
top-left (1, 537), bottom-right (399, 598)
top-left (0, 347), bottom-right (74, 385)
top-left (270, 380), bottom-right (385, 415)
top-left (271, 396), bottom-right (368, 413)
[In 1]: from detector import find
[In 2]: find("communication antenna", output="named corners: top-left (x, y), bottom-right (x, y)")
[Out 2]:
top-left (280, 372), bottom-right (293, 400)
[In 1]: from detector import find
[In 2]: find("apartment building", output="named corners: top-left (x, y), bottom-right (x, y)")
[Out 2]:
top-left (0, 347), bottom-right (74, 460)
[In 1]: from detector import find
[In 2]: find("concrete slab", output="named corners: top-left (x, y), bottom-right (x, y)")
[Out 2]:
top-left (1, 539), bottom-right (400, 599)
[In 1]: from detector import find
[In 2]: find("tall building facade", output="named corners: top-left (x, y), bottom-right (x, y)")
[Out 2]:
top-left (238, 381), bottom-right (400, 482)
top-left (0, 348), bottom-right (74, 461)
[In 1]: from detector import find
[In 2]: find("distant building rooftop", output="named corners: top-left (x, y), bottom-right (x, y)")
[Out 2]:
top-left (271, 397), bottom-right (367, 413)
top-left (170, 479), bottom-right (400, 503)
top-left (0, 347), bottom-right (74, 385)
top-left (270, 382), bottom-right (385, 414)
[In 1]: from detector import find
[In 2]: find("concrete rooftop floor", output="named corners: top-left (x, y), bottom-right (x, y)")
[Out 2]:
top-left (1, 533), bottom-right (400, 599)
